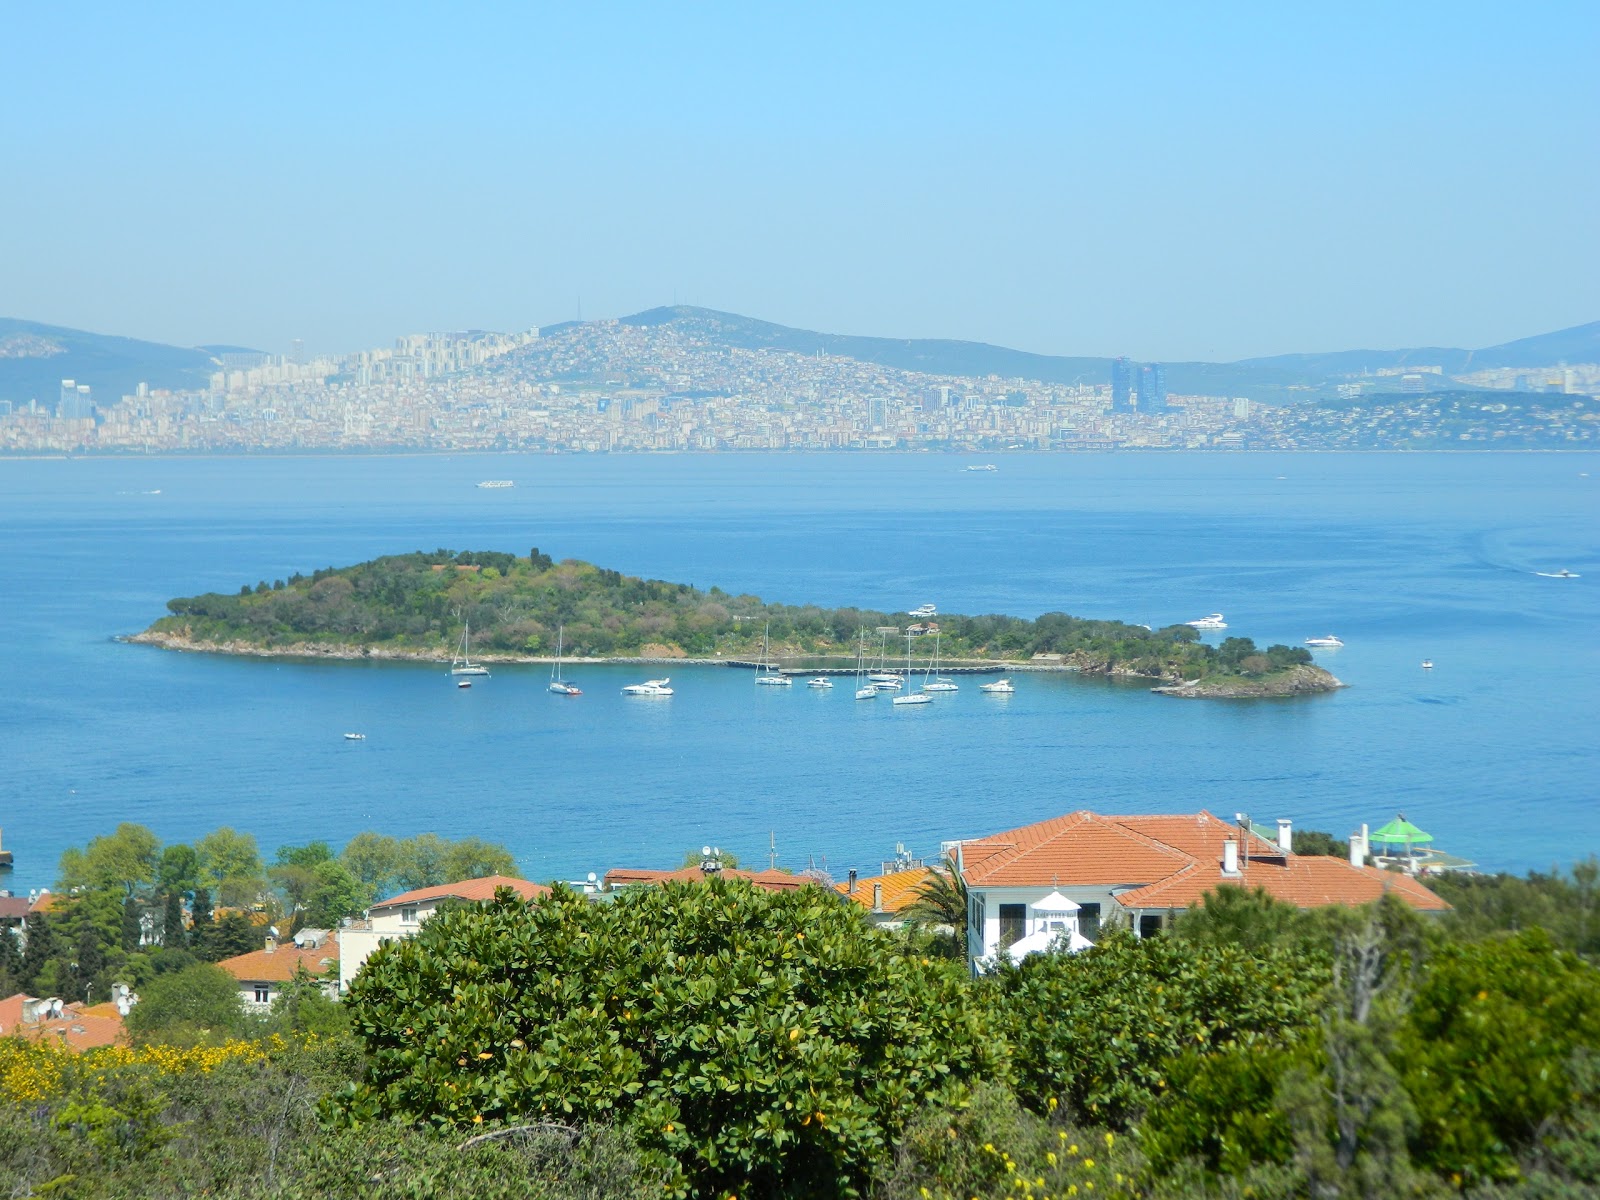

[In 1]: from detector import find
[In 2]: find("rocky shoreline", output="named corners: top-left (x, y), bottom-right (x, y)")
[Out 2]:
top-left (123, 630), bottom-right (1343, 697)
top-left (1150, 663), bottom-right (1345, 699)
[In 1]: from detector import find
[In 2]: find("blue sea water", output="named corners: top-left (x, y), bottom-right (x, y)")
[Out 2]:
top-left (1, 452), bottom-right (1596, 892)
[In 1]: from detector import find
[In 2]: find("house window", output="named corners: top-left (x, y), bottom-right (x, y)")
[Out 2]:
top-left (999, 904), bottom-right (1027, 949)
top-left (968, 894), bottom-right (986, 951)
top-left (400, 906), bottom-right (419, 925)
top-left (1079, 903), bottom-right (1102, 939)
top-left (1138, 913), bottom-right (1163, 940)
top-left (253, 985), bottom-right (270, 1004)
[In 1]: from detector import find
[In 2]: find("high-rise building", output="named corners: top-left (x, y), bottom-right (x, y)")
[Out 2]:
top-left (1111, 358), bottom-right (1133, 412)
top-left (1139, 364), bottom-right (1168, 412)
top-left (58, 380), bottom-right (94, 420)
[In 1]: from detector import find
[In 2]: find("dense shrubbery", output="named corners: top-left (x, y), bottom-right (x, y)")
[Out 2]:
top-left (150, 548), bottom-right (1311, 682)
top-left (8, 862), bottom-right (1600, 1198)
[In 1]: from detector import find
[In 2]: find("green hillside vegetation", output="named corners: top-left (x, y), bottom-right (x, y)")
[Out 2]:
top-left (145, 548), bottom-right (1314, 685)
top-left (5, 858), bottom-right (1600, 1200)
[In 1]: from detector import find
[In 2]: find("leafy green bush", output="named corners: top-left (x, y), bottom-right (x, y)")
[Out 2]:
top-left (334, 879), bottom-right (1007, 1198)
top-left (992, 929), bottom-right (1325, 1127)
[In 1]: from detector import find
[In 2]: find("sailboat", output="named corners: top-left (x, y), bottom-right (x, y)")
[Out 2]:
top-left (548, 625), bottom-right (581, 695)
top-left (450, 620), bottom-right (490, 676)
top-left (854, 627), bottom-right (877, 700)
top-left (892, 634), bottom-right (931, 706)
top-left (869, 628), bottom-right (903, 690)
top-left (754, 621), bottom-right (792, 686)
top-left (923, 631), bottom-right (959, 692)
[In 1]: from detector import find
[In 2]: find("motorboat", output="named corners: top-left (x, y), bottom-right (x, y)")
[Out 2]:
top-left (622, 678), bottom-right (673, 697)
top-left (873, 678), bottom-right (903, 691)
top-left (978, 678), bottom-right (1015, 694)
top-left (450, 621), bottom-right (491, 676)
top-left (548, 624), bottom-right (581, 695)
top-left (1535, 569), bottom-right (1580, 579)
top-left (1186, 613), bottom-right (1228, 630)
top-left (456, 679), bottom-right (472, 689)
top-left (964, 464), bottom-right (998, 472)
top-left (476, 480), bottom-right (514, 489)
top-left (1421, 659), bottom-right (1434, 670)
top-left (343, 732), bottom-right (366, 741)
top-left (807, 677), bottom-right (833, 689)
top-left (1304, 635), bottom-right (1344, 648)
top-left (908, 603), bottom-right (938, 618)
top-left (754, 622), bottom-right (792, 685)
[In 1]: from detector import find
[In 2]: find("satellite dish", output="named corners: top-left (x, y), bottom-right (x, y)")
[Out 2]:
top-left (587, 872), bottom-right (597, 883)
top-left (702, 845), bottom-right (712, 857)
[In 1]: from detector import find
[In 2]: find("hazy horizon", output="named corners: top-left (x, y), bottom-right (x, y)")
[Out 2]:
top-left (3, 2), bottom-right (1595, 362)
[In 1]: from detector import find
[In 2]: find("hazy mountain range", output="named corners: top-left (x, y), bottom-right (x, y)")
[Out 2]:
top-left (3, 309), bottom-right (1596, 408)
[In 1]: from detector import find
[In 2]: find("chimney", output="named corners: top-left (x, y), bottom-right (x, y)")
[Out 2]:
top-left (1222, 839), bottom-right (1240, 876)
top-left (264, 935), bottom-right (277, 954)
top-left (1349, 827), bottom-right (1367, 868)
top-left (872, 882), bottom-right (883, 912)
top-left (847, 869), bottom-right (858, 895)
top-left (1277, 819), bottom-right (1293, 853)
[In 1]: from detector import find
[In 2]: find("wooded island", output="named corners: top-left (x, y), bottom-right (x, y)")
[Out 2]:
top-left (133, 548), bottom-right (1340, 694)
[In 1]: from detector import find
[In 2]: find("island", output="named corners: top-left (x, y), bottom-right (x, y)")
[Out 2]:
top-left (129, 548), bottom-right (1343, 699)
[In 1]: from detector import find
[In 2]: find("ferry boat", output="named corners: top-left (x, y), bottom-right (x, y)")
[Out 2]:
top-left (1186, 613), bottom-right (1228, 630)
top-left (1304, 635), bottom-right (1344, 648)
top-left (476, 480), bottom-right (514, 489)
top-left (622, 678), bottom-right (673, 697)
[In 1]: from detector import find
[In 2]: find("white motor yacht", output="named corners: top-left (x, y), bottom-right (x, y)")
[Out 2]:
top-left (978, 678), bottom-right (1015, 694)
top-left (908, 603), bottom-right (937, 618)
top-left (1186, 613), bottom-right (1228, 630)
top-left (873, 678), bottom-right (903, 691)
top-left (807, 677), bottom-right (833, 689)
top-left (343, 732), bottom-right (366, 740)
top-left (622, 678), bottom-right (673, 697)
top-left (1304, 635), bottom-right (1344, 648)
top-left (1536, 569), bottom-right (1580, 578)
top-left (1421, 659), bottom-right (1434, 670)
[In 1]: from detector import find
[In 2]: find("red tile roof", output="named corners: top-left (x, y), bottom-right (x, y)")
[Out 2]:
top-left (958, 810), bottom-right (1192, 887)
top-left (217, 942), bottom-right (340, 984)
top-left (835, 866), bottom-right (935, 913)
top-left (0, 993), bottom-right (126, 1051)
top-left (603, 866), bottom-right (811, 892)
top-left (957, 810), bottom-right (1450, 914)
top-left (370, 875), bottom-right (549, 911)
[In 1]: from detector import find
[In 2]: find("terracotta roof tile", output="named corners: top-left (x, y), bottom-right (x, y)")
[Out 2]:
top-left (371, 875), bottom-right (549, 911)
top-left (1108, 811), bottom-right (1282, 863)
top-left (0, 993), bottom-right (126, 1051)
top-left (1114, 855), bottom-right (1451, 912)
top-left (834, 866), bottom-right (935, 913)
top-left (958, 810), bottom-right (1193, 887)
top-left (217, 942), bottom-right (340, 984)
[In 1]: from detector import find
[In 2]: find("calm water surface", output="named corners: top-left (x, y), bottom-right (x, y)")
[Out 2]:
top-left (1, 452), bottom-right (1595, 891)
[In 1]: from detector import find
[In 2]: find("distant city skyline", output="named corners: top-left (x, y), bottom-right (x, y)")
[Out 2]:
top-left (1, 3), bottom-right (1595, 362)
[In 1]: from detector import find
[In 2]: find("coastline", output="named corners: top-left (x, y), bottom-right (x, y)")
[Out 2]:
top-left (123, 630), bottom-right (1343, 697)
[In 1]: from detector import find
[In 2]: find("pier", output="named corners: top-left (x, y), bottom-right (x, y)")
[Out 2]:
top-left (726, 660), bottom-right (1006, 676)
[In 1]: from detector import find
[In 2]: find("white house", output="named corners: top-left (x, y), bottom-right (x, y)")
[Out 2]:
top-left (336, 874), bottom-right (548, 994)
top-left (956, 809), bottom-right (1450, 970)
top-left (216, 931), bottom-right (339, 1011)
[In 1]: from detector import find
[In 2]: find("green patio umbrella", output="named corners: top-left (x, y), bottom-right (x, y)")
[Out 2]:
top-left (1370, 815), bottom-right (1434, 856)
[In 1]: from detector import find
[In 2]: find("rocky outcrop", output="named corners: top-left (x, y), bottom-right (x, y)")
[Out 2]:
top-left (1151, 664), bottom-right (1344, 699)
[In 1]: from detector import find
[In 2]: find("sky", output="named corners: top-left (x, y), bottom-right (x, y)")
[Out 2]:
top-left (1, 2), bottom-right (1596, 362)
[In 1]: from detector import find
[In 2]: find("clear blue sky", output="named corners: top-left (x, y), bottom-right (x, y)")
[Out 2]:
top-left (2, 2), bottom-right (1595, 360)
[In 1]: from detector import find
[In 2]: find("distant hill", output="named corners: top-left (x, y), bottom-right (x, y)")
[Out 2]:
top-left (619, 306), bottom-right (1594, 401)
top-left (0, 318), bottom-right (218, 408)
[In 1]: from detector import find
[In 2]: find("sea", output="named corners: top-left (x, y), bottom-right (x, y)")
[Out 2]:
top-left (1, 452), bottom-right (1596, 894)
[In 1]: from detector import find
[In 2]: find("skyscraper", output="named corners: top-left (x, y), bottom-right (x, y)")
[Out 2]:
top-left (1139, 363), bottom-right (1168, 413)
top-left (1111, 358), bottom-right (1133, 412)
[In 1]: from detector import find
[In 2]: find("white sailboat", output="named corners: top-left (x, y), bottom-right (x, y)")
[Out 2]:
top-left (450, 621), bottom-right (490, 676)
top-left (854, 627), bottom-right (877, 700)
top-left (923, 631), bottom-right (959, 692)
top-left (754, 621), bottom-right (792, 686)
top-left (548, 625), bottom-right (581, 695)
top-left (892, 634), bottom-right (931, 706)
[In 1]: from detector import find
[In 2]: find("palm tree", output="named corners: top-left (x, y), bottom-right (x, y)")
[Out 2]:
top-left (903, 857), bottom-right (969, 956)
